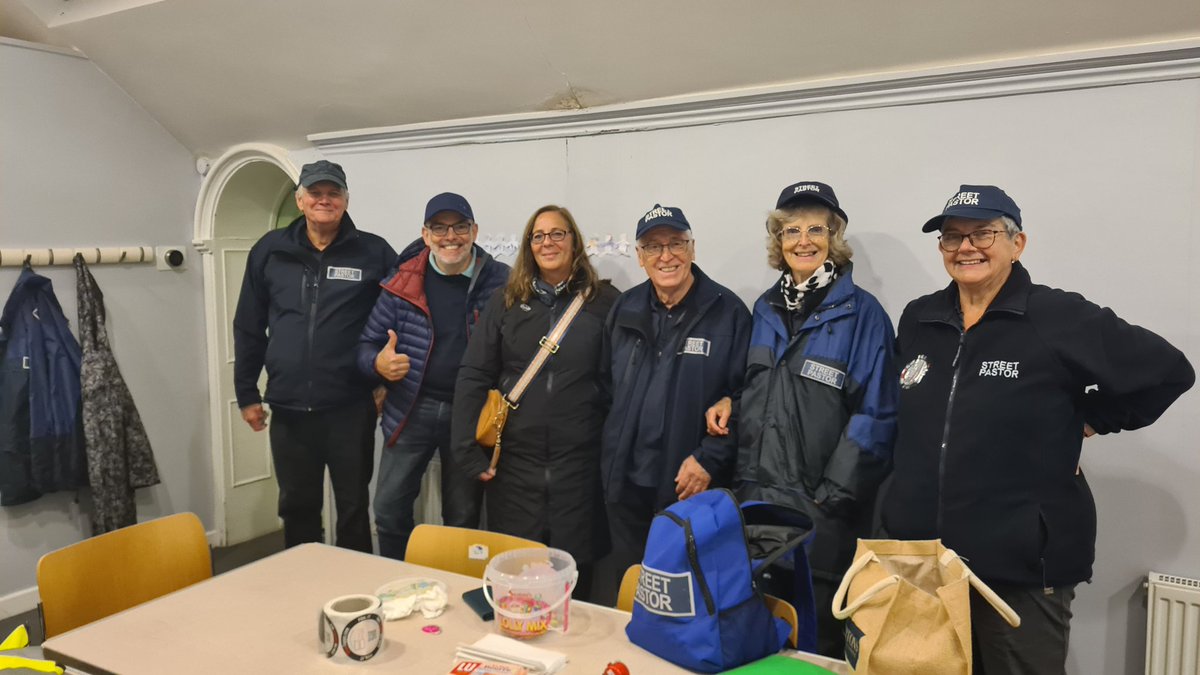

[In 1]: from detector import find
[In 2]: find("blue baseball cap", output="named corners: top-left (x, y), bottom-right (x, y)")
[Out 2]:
top-left (424, 192), bottom-right (474, 223)
top-left (298, 160), bottom-right (347, 190)
top-left (636, 204), bottom-right (691, 239)
top-left (922, 185), bottom-right (1022, 232)
top-left (775, 180), bottom-right (848, 223)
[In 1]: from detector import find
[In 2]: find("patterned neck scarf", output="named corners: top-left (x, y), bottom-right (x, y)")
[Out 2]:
top-left (531, 275), bottom-right (570, 306)
top-left (780, 260), bottom-right (837, 312)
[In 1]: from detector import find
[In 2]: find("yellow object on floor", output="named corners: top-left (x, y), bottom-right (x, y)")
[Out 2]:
top-left (0, 625), bottom-right (64, 674)
top-left (0, 655), bottom-right (64, 674)
top-left (0, 625), bottom-right (28, 651)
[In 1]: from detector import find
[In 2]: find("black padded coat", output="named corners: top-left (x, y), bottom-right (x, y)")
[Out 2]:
top-left (452, 281), bottom-right (619, 564)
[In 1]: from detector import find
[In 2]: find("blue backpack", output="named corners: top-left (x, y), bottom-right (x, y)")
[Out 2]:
top-left (626, 489), bottom-right (815, 673)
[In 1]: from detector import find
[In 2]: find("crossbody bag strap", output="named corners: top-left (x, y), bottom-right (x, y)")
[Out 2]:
top-left (503, 292), bottom-right (587, 407)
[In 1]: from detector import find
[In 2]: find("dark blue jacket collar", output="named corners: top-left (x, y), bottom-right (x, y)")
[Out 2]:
top-left (613, 264), bottom-right (724, 338)
top-left (283, 212), bottom-right (359, 251)
top-left (918, 261), bottom-right (1031, 324)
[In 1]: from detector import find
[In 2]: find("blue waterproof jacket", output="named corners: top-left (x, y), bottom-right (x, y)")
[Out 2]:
top-left (735, 265), bottom-right (897, 572)
top-left (601, 265), bottom-right (751, 508)
top-left (0, 266), bottom-right (87, 505)
top-left (356, 240), bottom-right (509, 445)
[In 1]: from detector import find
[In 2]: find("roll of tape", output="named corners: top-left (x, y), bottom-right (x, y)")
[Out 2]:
top-left (319, 594), bottom-right (385, 662)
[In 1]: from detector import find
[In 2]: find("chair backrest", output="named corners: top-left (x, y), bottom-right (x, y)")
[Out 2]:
top-left (37, 512), bottom-right (212, 638)
top-left (404, 524), bottom-right (545, 578)
top-left (763, 593), bottom-right (799, 649)
top-left (617, 564), bottom-right (642, 612)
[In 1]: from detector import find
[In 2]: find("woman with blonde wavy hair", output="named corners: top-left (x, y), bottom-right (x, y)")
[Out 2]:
top-left (451, 205), bottom-right (618, 599)
top-left (705, 181), bottom-right (898, 656)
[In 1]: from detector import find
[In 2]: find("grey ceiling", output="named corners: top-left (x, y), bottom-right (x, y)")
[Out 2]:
top-left (4, 0), bottom-right (1200, 156)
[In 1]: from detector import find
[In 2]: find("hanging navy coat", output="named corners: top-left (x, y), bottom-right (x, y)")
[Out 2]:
top-left (0, 265), bottom-right (87, 506)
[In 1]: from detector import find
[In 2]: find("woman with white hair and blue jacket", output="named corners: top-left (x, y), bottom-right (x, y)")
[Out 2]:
top-left (706, 181), bottom-right (898, 657)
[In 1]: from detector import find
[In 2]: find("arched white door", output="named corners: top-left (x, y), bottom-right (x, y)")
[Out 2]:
top-left (194, 145), bottom-right (300, 546)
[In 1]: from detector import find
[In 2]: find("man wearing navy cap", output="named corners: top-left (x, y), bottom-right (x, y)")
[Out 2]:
top-left (234, 160), bottom-right (397, 552)
top-left (596, 204), bottom-right (752, 604)
top-left (356, 193), bottom-right (510, 559)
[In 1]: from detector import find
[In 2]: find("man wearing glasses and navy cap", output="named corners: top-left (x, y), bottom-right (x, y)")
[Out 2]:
top-left (234, 160), bottom-right (397, 553)
top-left (357, 192), bottom-right (510, 560)
top-left (595, 203), bottom-right (752, 604)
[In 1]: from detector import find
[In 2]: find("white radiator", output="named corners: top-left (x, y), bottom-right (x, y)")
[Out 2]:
top-left (1146, 572), bottom-right (1200, 675)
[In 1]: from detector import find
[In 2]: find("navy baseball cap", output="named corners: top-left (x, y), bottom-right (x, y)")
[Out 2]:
top-left (922, 185), bottom-right (1022, 232)
top-left (298, 160), bottom-right (347, 190)
top-left (775, 181), bottom-right (848, 224)
top-left (424, 192), bottom-right (474, 223)
top-left (636, 204), bottom-right (691, 239)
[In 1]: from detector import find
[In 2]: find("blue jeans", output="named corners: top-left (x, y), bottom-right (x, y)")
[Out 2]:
top-left (373, 395), bottom-right (483, 560)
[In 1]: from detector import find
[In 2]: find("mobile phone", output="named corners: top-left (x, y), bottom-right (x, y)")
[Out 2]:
top-left (462, 586), bottom-right (494, 621)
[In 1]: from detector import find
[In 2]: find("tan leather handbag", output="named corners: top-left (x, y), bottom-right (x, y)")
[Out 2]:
top-left (474, 389), bottom-right (510, 469)
top-left (473, 293), bottom-right (586, 471)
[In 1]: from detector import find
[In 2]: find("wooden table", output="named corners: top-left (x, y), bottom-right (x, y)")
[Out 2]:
top-left (42, 543), bottom-right (848, 674)
top-left (42, 543), bottom-right (693, 674)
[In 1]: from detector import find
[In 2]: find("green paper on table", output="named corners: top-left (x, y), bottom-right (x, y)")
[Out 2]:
top-left (723, 654), bottom-right (839, 674)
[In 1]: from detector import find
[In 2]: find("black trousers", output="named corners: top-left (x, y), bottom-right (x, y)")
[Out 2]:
top-left (269, 395), bottom-right (376, 552)
top-left (593, 486), bottom-right (658, 607)
top-left (973, 583), bottom-right (1076, 675)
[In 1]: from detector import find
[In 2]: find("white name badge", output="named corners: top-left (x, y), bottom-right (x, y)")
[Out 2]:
top-left (800, 359), bottom-right (846, 389)
top-left (681, 337), bottom-right (711, 356)
top-left (326, 266), bottom-right (363, 281)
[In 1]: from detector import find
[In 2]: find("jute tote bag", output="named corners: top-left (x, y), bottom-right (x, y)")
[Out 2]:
top-left (831, 539), bottom-right (1020, 675)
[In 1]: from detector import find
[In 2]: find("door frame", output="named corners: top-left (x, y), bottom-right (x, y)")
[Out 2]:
top-left (193, 143), bottom-right (297, 546)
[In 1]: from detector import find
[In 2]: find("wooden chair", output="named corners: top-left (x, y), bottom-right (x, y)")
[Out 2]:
top-left (36, 512), bottom-right (212, 638)
top-left (403, 524), bottom-right (545, 578)
top-left (764, 593), bottom-right (799, 648)
top-left (616, 563), bottom-right (642, 612)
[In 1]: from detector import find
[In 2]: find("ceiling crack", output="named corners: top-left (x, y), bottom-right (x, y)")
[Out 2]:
top-left (521, 8), bottom-right (586, 110)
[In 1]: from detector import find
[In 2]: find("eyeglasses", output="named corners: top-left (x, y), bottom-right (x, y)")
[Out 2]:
top-left (938, 229), bottom-right (1005, 252)
top-left (426, 220), bottom-right (472, 237)
top-left (530, 229), bottom-right (570, 246)
top-left (780, 225), bottom-right (829, 241)
top-left (638, 240), bottom-right (692, 257)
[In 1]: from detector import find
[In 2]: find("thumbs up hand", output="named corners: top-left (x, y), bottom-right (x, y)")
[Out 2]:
top-left (374, 329), bottom-right (411, 382)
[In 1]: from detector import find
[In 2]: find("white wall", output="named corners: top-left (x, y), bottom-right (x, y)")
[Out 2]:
top-left (0, 41), bottom-right (207, 615)
top-left (322, 77), bottom-right (1198, 675)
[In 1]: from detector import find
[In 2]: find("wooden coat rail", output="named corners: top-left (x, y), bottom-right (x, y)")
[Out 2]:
top-left (0, 247), bottom-right (155, 267)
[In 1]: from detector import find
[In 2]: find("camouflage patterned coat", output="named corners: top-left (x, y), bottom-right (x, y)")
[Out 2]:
top-left (75, 255), bottom-right (159, 533)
